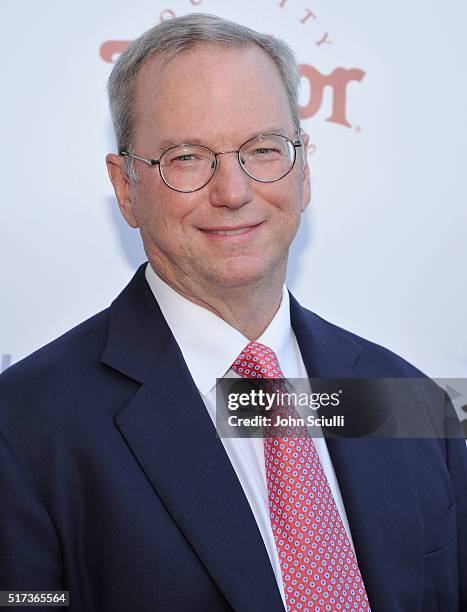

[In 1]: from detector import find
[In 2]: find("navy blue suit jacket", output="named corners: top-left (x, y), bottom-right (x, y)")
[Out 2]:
top-left (1, 264), bottom-right (466, 611)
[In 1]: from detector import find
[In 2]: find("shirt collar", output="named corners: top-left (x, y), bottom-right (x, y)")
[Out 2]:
top-left (145, 263), bottom-right (295, 396)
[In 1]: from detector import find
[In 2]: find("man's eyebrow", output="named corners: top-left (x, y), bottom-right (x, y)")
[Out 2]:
top-left (157, 137), bottom-right (205, 150)
top-left (156, 127), bottom-right (292, 152)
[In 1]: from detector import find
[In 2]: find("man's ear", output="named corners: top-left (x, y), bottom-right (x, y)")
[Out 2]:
top-left (299, 132), bottom-right (311, 213)
top-left (105, 154), bottom-right (139, 228)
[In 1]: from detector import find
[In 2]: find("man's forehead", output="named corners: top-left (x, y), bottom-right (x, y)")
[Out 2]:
top-left (132, 43), bottom-right (293, 149)
top-left (137, 42), bottom-right (273, 80)
top-left (134, 43), bottom-right (287, 107)
top-left (156, 126), bottom-right (292, 151)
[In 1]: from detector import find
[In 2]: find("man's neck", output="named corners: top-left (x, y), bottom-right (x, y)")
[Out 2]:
top-left (147, 261), bottom-right (286, 341)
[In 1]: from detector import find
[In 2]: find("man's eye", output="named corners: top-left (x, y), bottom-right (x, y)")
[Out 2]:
top-left (252, 147), bottom-right (282, 157)
top-left (175, 154), bottom-right (194, 162)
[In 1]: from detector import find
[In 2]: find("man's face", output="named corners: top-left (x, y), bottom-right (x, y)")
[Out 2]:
top-left (108, 44), bottom-right (310, 291)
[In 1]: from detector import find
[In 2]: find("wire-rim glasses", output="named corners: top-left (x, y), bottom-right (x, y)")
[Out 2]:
top-left (120, 133), bottom-right (303, 193)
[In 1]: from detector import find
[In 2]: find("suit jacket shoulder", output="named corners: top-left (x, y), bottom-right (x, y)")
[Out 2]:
top-left (289, 294), bottom-right (425, 378)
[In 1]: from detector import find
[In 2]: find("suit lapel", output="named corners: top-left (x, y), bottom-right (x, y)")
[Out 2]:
top-left (102, 266), bottom-right (284, 612)
top-left (289, 294), bottom-right (424, 612)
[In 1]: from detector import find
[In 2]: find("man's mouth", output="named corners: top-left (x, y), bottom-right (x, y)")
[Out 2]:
top-left (203, 227), bottom-right (251, 236)
top-left (200, 222), bottom-right (263, 236)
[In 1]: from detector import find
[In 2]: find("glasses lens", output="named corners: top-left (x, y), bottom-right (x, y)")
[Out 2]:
top-left (159, 145), bottom-right (216, 192)
top-left (239, 135), bottom-right (296, 182)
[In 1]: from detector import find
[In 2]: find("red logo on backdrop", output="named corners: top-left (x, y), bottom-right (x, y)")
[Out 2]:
top-left (99, 0), bottom-right (365, 148)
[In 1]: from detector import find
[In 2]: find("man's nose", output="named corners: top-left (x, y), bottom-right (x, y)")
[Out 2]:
top-left (208, 151), bottom-right (254, 209)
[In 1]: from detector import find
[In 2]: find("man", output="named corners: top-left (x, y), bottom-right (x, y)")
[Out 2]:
top-left (0, 13), bottom-right (465, 612)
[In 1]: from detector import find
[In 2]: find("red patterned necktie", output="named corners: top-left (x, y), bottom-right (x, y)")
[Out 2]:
top-left (230, 341), bottom-right (370, 612)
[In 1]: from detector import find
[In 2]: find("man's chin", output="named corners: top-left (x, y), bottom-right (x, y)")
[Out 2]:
top-left (201, 259), bottom-right (282, 290)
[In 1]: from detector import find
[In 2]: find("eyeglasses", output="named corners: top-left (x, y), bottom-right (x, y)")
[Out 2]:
top-left (120, 133), bottom-right (303, 193)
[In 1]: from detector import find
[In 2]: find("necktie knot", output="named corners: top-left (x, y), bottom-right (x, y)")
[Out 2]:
top-left (231, 341), bottom-right (284, 379)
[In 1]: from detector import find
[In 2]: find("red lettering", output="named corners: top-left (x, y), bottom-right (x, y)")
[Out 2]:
top-left (160, 9), bottom-right (176, 21)
top-left (299, 65), bottom-right (365, 128)
top-left (301, 9), bottom-right (316, 24)
top-left (99, 40), bottom-right (130, 63)
top-left (316, 32), bottom-right (332, 47)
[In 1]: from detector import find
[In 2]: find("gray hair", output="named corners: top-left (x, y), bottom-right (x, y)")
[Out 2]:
top-left (107, 13), bottom-right (301, 181)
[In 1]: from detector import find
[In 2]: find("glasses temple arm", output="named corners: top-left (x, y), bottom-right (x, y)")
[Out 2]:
top-left (120, 151), bottom-right (160, 166)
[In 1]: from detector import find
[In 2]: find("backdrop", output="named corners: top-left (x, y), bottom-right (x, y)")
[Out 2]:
top-left (1, 0), bottom-right (466, 395)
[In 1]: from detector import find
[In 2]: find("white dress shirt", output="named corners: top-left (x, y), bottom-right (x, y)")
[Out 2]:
top-left (145, 263), bottom-right (354, 609)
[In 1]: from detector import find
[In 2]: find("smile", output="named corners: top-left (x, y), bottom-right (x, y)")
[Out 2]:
top-left (204, 228), bottom-right (251, 236)
top-left (201, 223), bottom-right (263, 237)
